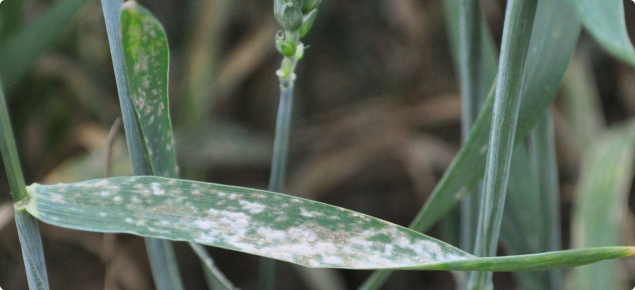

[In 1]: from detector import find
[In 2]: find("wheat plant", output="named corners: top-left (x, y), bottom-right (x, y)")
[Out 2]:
top-left (1, 0), bottom-right (635, 289)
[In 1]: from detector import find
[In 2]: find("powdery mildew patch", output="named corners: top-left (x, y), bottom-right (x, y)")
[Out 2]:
top-left (122, 3), bottom-right (178, 179)
top-left (28, 176), bottom-right (472, 269)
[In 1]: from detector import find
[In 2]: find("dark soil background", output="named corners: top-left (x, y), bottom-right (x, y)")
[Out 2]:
top-left (1, 0), bottom-right (635, 289)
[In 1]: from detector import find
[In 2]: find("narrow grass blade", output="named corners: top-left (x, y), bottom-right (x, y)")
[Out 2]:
top-left (468, 0), bottom-right (539, 287)
top-left (359, 0), bottom-right (580, 287)
top-left (562, 47), bottom-right (605, 151)
top-left (0, 81), bottom-right (49, 289)
top-left (261, 60), bottom-right (296, 290)
top-left (445, 0), bottom-right (499, 286)
top-left (0, 0), bottom-right (89, 92)
top-left (566, 0), bottom-right (635, 66)
top-left (100, 0), bottom-right (149, 176)
top-left (569, 121), bottom-right (635, 290)
top-left (530, 110), bottom-right (562, 290)
top-left (18, 176), bottom-right (635, 271)
top-left (0, 87), bottom-right (28, 203)
top-left (293, 266), bottom-right (347, 290)
top-left (191, 242), bottom-right (238, 290)
top-left (410, 0), bottom-right (580, 235)
top-left (501, 129), bottom-right (559, 290)
top-left (14, 211), bottom-right (49, 290)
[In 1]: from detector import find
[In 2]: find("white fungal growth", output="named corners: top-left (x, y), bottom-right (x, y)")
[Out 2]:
top-left (195, 220), bottom-right (215, 230)
top-left (239, 200), bottom-right (266, 214)
top-left (31, 177), bottom-right (473, 270)
top-left (51, 194), bottom-right (65, 204)
top-left (323, 255), bottom-right (344, 265)
top-left (151, 182), bottom-right (165, 196)
top-left (300, 207), bottom-right (320, 218)
top-left (383, 244), bottom-right (394, 256)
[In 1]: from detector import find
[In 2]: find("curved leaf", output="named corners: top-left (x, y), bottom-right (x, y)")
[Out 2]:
top-left (566, 0), bottom-right (635, 66)
top-left (19, 176), bottom-right (634, 271)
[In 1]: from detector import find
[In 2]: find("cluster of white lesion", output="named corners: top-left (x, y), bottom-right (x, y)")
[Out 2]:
top-left (32, 177), bottom-right (471, 270)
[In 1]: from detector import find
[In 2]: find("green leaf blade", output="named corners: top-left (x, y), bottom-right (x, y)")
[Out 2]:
top-left (22, 176), bottom-right (635, 272)
top-left (419, 247), bottom-right (634, 272)
top-left (25, 176), bottom-right (473, 269)
top-left (569, 121), bottom-right (635, 290)
top-left (1, 75), bottom-right (50, 289)
top-left (567, 0), bottom-right (635, 66)
top-left (121, 1), bottom-right (177, 178)
top-left (411, 0), bottom-right (581, 235)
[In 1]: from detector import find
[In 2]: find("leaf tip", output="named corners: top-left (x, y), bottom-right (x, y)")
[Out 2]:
top-left (121, 0), bottom-right (140, 12)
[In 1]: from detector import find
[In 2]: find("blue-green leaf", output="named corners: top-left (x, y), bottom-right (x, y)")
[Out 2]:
top-left (567, 0), bottom-right (635, 66)
top-left (569, 121), bottom-right (635, 290)
top-left (19, 176), bottom-right (635, 271)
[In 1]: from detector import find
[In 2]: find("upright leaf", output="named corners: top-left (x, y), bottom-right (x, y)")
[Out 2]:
top-left (530, 110), bottom-right (563, 290)
top-left (569, 121), bottom-right (635, 290)
top-left (121, 1), bottom-right (177, 178)
top-left (360, 0), bottom-right (581, 287)
top-left (468, 0), bottom-right (539, 288)
top-left (120, 3), bottom-right (235, 289)
top-left (501, 134), bottom-right (557, 290)
top-left (0, 81), bottom-right (49, 289)
top-left (409, 0), bottom-right (581, 235)
top-left (566, 0), bottom-right (635, 66)
top-left (119, 2), bottom-right (184, 290)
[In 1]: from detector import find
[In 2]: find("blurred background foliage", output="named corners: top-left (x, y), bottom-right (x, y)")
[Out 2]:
top-left (0, 0), bottom-right (635, 289)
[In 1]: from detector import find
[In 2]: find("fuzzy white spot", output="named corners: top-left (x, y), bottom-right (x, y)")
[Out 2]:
top-left (323, 255), bottom-right (343, 265)
top-left (383, 244), bottom-right (394, 256)
top-left (239, 200), bottom-right (266, 214)
top-left (151, 182), bottom-right (165, 196)
top-left (300, 207), bottom-right (320, 218)
top-left (195, 220), bottom-right (215, 230)
top-left (51, 194), bottom-right (65, 204)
